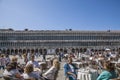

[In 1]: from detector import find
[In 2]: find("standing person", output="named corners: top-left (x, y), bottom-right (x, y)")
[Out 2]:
top-left (42, 52), bottom-right (47, 61)
top-left (27, 52), bottom-right (31, 61)
top-left (58, 52), bottom-right (62, 62)
top-left (104, 48), bottom-right (112, 60)
top-left (64, 57), bottom-right (77, 80)
top-left (23, 53), bottom-right (28, 64)
top-left (0, 54), bottom-right (6, 70)
top-left (18, 52), bottom-right (22, 59)
top-left (97, 61), bottom-right (118, 80)
top-left (5, 54), bottom-right (10, 66)
top-left (35, 52), bottom-right (39, 58)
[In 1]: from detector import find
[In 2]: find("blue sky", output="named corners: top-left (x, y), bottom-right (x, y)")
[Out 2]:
top-left (0, 0), bottom-right (120, 30)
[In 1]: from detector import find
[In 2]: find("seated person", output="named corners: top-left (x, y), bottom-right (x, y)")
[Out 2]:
top-left (22, 64), bottom-right (44, 80)
top-left (3, 62), bottom-right (22, 79)
top-left (43, 59), bottom-right (60, 80)
top-left (26, 55), bottom-right (40, 69)
top-left (11, 56), bottom-right (24, 73)
top-left (97, 60), bottom-right (118, 80)
top-left (64, 57), bottom-right (77, 80)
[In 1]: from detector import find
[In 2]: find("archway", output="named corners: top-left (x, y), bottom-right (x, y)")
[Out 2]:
top-left (15, 49), bottom-right (18, 54)
top-left (11, 49), bottom-right (15, 55)
top-left (23, 49), bottom-right (27, 54)
top-left (27, 49), bottom-right (30, 53)
top-left (72, 48), bottom-right (75, 53)
top-left (35, 49), bottom-right (38, 53)
top-left (19, 49), bottom-right (22, 53)
top-left (55, 48), bottom-right (59, 54)
top-left (64, 48), bottom-right (67, 54)
top-left (43, 48), bottom-right (47, 54)
top-left (7, 49), bottom-right (10, 55)
top-left (39, 49), bottom-right (43, 55)
top-left (80, 48), bottom-right (83, 53)
top-left (31, 49), bottom-right (35, 54)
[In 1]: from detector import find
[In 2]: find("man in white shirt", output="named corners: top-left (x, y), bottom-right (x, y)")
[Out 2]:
top-left (26, 55), bottom-right (40, 68)
top-left (105, 48), bottom-right (112, 60)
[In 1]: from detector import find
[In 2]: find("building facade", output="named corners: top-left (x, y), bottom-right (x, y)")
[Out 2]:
top-left (0, 29), bottom-right (120, 54)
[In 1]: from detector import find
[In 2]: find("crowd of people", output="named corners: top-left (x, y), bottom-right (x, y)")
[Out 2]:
top-left (64, 57), bottom-right (120, 80)
top-left (0, 54), bottom-right (60, 80)
top-left (63, 48), bottom-right (120, 80)
top-left (0, 48), bottom-right (120, 80)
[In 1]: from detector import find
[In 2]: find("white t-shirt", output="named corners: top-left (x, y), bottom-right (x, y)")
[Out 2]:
top-left (26, 61), bottom-right (40, 68)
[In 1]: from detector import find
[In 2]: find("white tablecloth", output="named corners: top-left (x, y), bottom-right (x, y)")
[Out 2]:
top-left (77, 69), bottom-right (98, 80)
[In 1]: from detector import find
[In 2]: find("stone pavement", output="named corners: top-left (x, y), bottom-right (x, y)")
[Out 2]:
top-left (0, 55), bottom-right (66, 80)
top-left (57, 62), bottom-right (65, 80)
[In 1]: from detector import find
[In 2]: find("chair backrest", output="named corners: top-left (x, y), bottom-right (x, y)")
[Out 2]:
top-left (54, 70), bottom-right (59, 80)
top-left (3, 76), bottom-right (12, 80)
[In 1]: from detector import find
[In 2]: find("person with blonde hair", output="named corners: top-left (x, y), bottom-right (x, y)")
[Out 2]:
top-left (11, 56), bottom-right (24, 73)
top-left (43, 59), bottom-right (60, 80)
top-left (23, 53), bottom-right (28, 64)
top-left (11, 56), bottom-right (18, 68)
top-left (11, 56), bottom-right (18, 62)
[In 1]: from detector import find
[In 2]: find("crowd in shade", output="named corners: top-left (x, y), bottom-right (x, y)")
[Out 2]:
top-left (0, 53), bottom-right (60, 80)
top-left (0, 47), bottom-right (120, 80)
